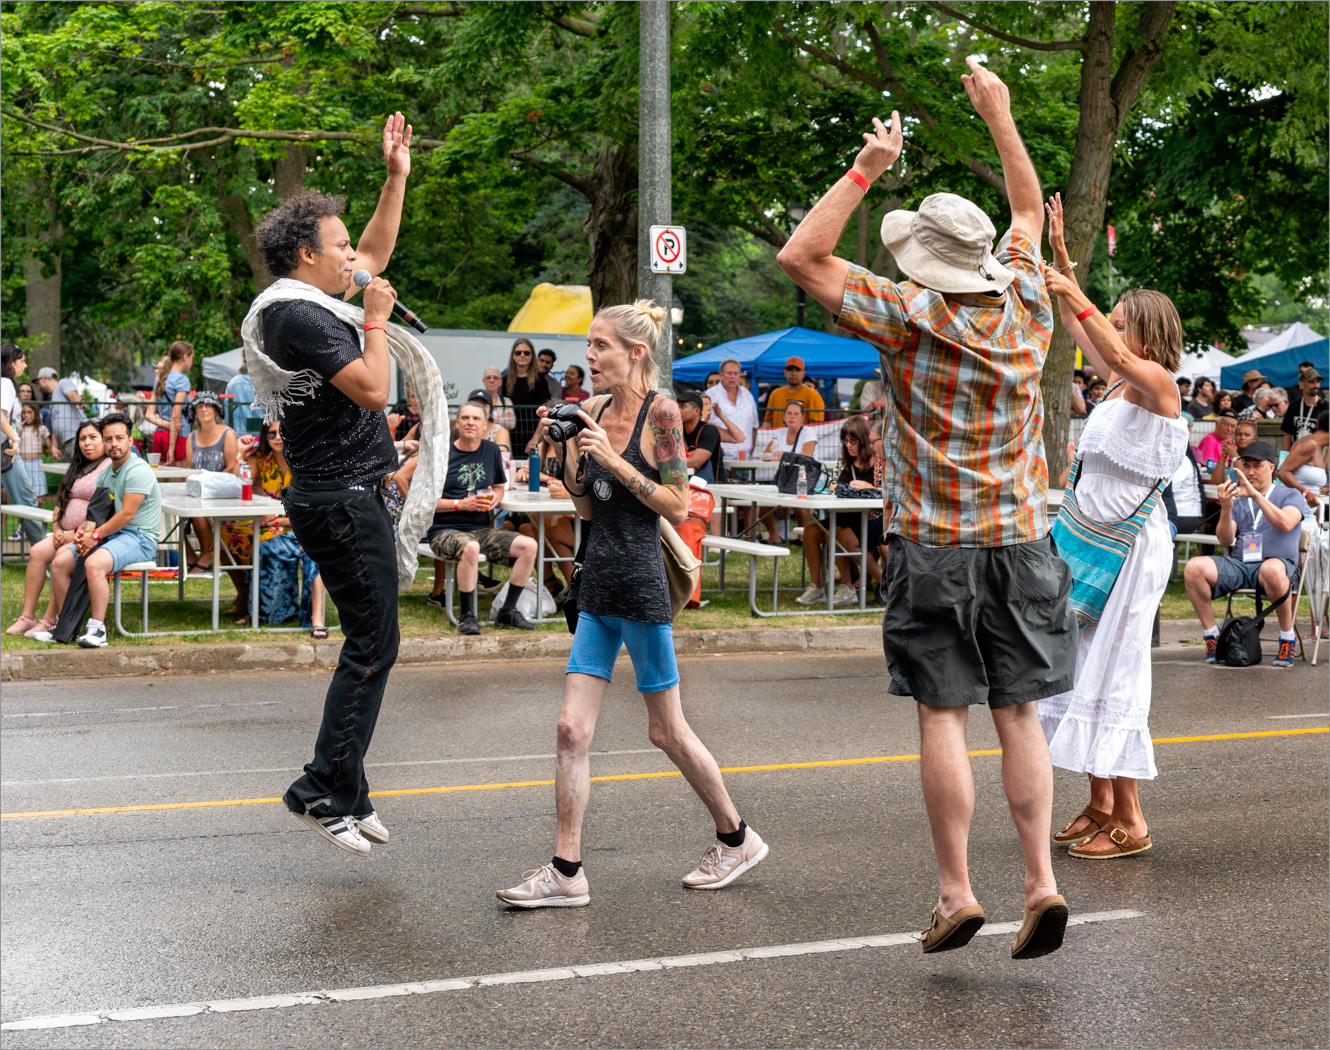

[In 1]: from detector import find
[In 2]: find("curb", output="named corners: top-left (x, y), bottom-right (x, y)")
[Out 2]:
top-left (0, 622), bottom-right (1205, 683)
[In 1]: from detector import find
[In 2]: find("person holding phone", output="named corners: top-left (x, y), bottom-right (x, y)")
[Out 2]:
top-left (424, 400), bottom-right (539, 635)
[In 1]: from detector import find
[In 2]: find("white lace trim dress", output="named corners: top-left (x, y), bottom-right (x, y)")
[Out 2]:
top-left (1039, 395), bottom-right (1189, 780)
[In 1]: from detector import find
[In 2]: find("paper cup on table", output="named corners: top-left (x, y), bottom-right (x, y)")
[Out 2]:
top-left (148, 453), bottom-right (161, 467)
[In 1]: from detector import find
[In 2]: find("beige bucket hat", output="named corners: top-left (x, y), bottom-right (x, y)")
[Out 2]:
top-left (880, 192), bottom-right (1014, 295)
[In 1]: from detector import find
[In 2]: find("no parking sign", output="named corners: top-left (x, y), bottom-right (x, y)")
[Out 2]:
top-left (649, 225), bottom-right (687, 274)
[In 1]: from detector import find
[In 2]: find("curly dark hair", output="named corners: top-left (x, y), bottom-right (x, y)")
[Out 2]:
top-left (253, 191), bottom-right (348, 277)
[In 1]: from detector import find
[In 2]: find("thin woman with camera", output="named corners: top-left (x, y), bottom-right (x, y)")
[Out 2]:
top-left (497, 300), bottom-right (768, 909)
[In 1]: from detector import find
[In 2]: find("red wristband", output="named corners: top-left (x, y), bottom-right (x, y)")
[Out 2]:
top-left (845, 169), bottom-right (871, 192)
top-left (1075, 306), bottom-right (1096, 322)
top-left (363, 322), bottom-right (387, 333)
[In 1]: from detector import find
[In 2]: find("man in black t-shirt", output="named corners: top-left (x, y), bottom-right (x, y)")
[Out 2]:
top-left (1281, 366), bottom-right (1324, 450)
top-left (251, 113), bottom-right (414, 859)
top-left (425, 402), bottom-right (539, 634)
top-left (678, 391), bottom-right (722, 483)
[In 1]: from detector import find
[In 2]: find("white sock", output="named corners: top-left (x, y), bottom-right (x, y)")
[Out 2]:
top-left (1280, 629), bottom-right (1297, 642)
top-left (85, 618), bottom-right (104, 631)
top-left (1203, 625), bottom-right (1220, 638)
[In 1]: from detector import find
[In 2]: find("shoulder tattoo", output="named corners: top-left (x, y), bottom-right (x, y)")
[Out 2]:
top-left (649, 397), bottom-right (688, 487)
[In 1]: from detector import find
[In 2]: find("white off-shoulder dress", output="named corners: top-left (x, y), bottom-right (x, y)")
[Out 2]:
top-left (1039, 394), bottom-right (1189, 780)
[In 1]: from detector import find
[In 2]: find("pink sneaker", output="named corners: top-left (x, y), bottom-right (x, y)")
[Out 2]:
top-left (497, 863), bottom-right (590, 908)
top-left (6, 616), bottom-right (36, 636)
top-left (682, 826), bottom-right (769, 889)
top-left (22, 617), bottom-right (55, 638)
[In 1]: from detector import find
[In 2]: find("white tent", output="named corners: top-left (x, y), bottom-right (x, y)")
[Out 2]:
top-left (201, 347), bottom-right (244, 389)
top-left (1231, 321), bottom-right (1323, 362)
top-left (1174, 345), bottom-right (1237, 386)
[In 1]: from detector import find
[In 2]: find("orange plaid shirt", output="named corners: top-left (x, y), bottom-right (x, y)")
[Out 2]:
top-left (835, 228), bottom-right (1053, 548)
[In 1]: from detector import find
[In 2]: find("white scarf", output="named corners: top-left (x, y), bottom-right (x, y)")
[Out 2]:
top-left (240, 278), bottom-right (449, 588)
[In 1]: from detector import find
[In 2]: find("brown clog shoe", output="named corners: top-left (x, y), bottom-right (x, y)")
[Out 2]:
top-left (1069, 825), bottom-right (1152, 859)
top-left (920, 903), bottom-right (985, 953)
top-left (1052, 805), bottom-right (1110, 845)
top-left (1011, 893), bottom-right (1068, 960)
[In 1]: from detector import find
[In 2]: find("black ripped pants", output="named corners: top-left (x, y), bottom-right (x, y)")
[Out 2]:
top-left (281, 482), bottom-right (400, 818)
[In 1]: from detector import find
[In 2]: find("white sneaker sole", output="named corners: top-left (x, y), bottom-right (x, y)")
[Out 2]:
top-left (292, 811), bottom-right (370, 858)
top-left (496, 892), bottom-right (591, 909)
top-left (77, 637), bottom-right (107, 648)
top-left (683, 842), bottom-right (770, 890)
top-left (356, 816), bottom-right (389, 844)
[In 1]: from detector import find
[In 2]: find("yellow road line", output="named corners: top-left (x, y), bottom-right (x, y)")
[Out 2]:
top-left (2, 729), bottom-right (1323, 821)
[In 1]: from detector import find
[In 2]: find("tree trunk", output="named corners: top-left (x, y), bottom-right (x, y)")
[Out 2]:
top-left (24, 202), bottom-right (62, 375)
top-left (582, 144), bottom-right (639, 310)
top-left (219, 183), bottom-right (274, 294)
top-left (274, 144), bottom-right (307, 201)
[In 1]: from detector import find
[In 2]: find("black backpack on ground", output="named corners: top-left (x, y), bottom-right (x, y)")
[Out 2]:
top-left (1216, 585), bottom-right (1291, 667)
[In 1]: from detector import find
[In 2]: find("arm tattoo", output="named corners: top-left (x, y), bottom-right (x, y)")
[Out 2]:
top-left (626, 472), bottom-right (657, 498)
top-left (649, 397), bottom-right (688, 488)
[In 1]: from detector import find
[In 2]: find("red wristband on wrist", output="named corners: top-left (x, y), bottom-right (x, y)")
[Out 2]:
top-left (845, 169), bottom-right (871, 192)
top-left (1075, 306), bottom-right (1097, 322)
top-left (363, 322), bottom-right (387, 333)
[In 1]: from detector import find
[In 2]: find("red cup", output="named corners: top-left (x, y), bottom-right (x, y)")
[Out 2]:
top-left (242, 482), bottom-right (253, 501)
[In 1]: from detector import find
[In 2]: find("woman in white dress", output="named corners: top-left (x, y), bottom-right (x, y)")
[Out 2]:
top-left (1038, 194), bottom-right (1189, 859)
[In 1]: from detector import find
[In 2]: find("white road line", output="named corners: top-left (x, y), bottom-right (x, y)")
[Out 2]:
top-left (0, 749), bottom-right (660, 787)
top-left (0, 909), bottom-right (1144, 1032)
top-left (1266, 712), bottom-right (1329, 719)
top-left (1, 701), bottom-right (282, 719)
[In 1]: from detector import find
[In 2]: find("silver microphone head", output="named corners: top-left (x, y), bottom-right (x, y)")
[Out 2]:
top-left (352, 268), bottom-right (373, 289)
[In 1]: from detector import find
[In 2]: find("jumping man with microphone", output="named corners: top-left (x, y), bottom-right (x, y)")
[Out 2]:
top-left (251, 113), bottom-right (412, 858)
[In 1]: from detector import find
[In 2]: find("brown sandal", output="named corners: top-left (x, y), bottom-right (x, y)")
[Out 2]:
top-left (1069, 824), bottom-right (1152, 859)
top-left (1053, 806), bottom-right (1110, 845)
top-left (920, 903), bottom-right (985, 953)
top-left (1012, 894), bottom-right (1068, 959)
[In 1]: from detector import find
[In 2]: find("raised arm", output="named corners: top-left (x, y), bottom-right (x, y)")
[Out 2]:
top-left (962, 56), bottom-right (1042, 241)
top-left (345, 113), bottom-right (412, 292)
top-left (1044, 193), bottom-right (1109, 378)
top-left (777, 112), bottom-right (903, 315)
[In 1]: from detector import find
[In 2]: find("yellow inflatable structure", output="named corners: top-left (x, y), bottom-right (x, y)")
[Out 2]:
top-left (508, 283), bottom-right (593, 335)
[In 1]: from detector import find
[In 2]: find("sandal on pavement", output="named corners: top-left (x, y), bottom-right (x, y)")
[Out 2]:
top-left (920, 903), bottom-right (985, 953)
top-left (1053, 805), bottom-right (1111, 845)
top-left (1011, 894), bottom-right (1069, 960)
top-left (1069, 825), bottom-right (1152, 860)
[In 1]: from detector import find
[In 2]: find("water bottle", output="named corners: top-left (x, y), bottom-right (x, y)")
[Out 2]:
top-left (239, 458), bottom-right (253, 501)
top-left (796, 466), bottom-right (808, 500)
top-left (528, 449), bottom-right (541, 494)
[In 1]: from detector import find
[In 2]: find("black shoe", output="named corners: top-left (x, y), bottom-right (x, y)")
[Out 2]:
top-left (458, 613), bottom-right (482, 636)
top-left (476, 571), bottom-right (503, 595)
top-left (426, 592), bottom-right (447, 610)
top-left (495, 607), bottom-right (537, 631)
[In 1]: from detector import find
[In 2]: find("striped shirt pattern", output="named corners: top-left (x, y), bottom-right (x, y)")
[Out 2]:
top-left (836, 229), bottom-right (1053, 548)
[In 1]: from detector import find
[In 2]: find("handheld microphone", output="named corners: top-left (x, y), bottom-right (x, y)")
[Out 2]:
top-left (352, 269), bottom-right (429, 333)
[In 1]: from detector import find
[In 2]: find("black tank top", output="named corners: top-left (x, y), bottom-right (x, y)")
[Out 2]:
top-left (579, 391), bottom-right (672, 624)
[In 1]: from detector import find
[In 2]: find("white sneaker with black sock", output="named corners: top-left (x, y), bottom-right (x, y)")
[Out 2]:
top-left (77, 619), bottom-right (108, 648)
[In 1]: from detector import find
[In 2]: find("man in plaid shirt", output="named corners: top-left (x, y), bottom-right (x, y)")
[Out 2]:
top-left (779, 57), bottom-right (1074, 960)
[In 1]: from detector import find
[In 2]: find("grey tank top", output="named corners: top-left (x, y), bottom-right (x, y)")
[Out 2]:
top-left (192, 428), bottom-right (232, 473)
top-left (579, 392), bottom-right (672, 624)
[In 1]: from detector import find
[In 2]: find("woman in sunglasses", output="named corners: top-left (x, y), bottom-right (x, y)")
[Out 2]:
top-left (504, 338), bottom-right (547, 453)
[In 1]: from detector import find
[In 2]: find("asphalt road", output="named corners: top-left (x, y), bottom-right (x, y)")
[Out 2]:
top-left (1, 647), bottom-right (1326, 1048)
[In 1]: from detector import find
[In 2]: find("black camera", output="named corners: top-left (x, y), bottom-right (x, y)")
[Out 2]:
top-left (544, 400), bottom-right (588, 443)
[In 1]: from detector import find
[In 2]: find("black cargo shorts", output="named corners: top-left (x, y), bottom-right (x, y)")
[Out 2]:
top-left (881, 534), bottom-right (1076, 709)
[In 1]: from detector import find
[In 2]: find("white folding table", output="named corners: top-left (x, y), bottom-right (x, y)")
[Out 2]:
top-left (497, 489), bottom-right (583, 622)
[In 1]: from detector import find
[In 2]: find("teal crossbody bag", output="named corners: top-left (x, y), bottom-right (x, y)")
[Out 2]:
top-left (1049, 455), bottom-right (1168, 630)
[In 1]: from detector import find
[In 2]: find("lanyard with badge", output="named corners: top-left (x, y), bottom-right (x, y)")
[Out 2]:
top-left (1242, 496), bottom-right (1265, 563)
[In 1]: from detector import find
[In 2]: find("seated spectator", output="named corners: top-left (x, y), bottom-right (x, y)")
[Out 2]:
top-left (466, 388), bottom-right (512, 455)
top-left (1207, 418), bottom-right (1259, 488)
top-left (1268, 386), bottom-right (1290, 420)
top-left (799, 415), bottom-right (885, 605)
top-left (700, 394), bottom-right (745, 487)
top-left (1238, 385), bottom-right (1279, 421)
top-left (561, 364), bottom-right (591, 404)
top-left (387, 386), bottom-right (422, 451)
top-left (1176, 377), bottom-right (1192, 402)
top-left (221, 421), bottom-right (324, 629)
top-left (425, 401), bottom-right (539, 635)
top-left (1231, 369), bottom-right (1266, 414)
top-left (678, 391), bottom-right (721, 484)
top-left (183, 391), bottom-right (237, 575)
top-left (225, 357), bottom-right (263, 437)
top-left (764, 356), bottom-right (825, 425)
top-left (1186, 377), bottom-right (1216, 420)
top-left (511, 418), bottom-right (576, 596)
top-left (35, 413), bottom-right (160, 648)
top-left (704, 371), bottom-right (721, 391)
top-left (1085, 376), bottom-right (1108, 408)
top-left (536, 348), bottom-right (562, 400)
top-left (1276, 405), bottom-right (1328, 520)
top-left (6, 420), bottom-right (109, 636)
top-left (1195, 410), bottom-right (1238, 472)
top-left (1281, 367), bottom-right (1323, 450)
top-left (1163, 419), bottom-right (1206, 538)
top-left (758, 400), bottom-right (817, 545)
top-left (482, 366), bottom-right (517, 431)
top-left (1213, 390), bottom-right (1234, 416)
top-left (1183, 441), bottom-right (1308, 669)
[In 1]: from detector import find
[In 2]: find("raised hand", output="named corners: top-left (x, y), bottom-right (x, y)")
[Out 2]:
top-left (1040, 263), bottom-right (1078, 299)
top-left (383, 111), bottom-right (412, 180)
top-left (961, 56), bottom-right (1011, 123)
top-left (851, 111), bottom-right (903, 182)
top-left (1045, 193), bottom-right (1067, 250)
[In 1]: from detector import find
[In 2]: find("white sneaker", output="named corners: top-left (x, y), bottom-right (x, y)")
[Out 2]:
top-left (795, 585), bottom-right (826, 605)
top-left (682, 826), bottom-right (769, 889)
top-left (497, 863), bottom-right (590, 908)
top-left (356, 810), bottom-right (390, 844)
top-left (31, 628), bottom-right (58, 643)
top-left (77, 621), bottom-right (108, 648)
top-left (291, 809), bottom-right (371, 858)
top-left (832, 584), bottom-right (858, 605)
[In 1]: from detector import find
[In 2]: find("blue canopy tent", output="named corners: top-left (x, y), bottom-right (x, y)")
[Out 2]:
top-left (673, 327), bottom-right (881, 384)
top-left (1220, 322), bottom-right (1328, 390)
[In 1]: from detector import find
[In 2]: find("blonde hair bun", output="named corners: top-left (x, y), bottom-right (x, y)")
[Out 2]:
top-left (633, 299), bottom-right (668, 324)
top-left (593, 300), bottom-right (668, 390)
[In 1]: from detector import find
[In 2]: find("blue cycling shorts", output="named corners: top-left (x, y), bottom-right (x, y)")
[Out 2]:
top-left (566, 611), bottom-right (680, 693)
